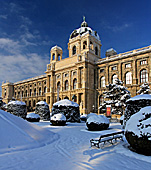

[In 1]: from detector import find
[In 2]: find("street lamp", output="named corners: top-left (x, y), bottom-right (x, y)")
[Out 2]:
top-left (92, 105), bottom-right (95, 113)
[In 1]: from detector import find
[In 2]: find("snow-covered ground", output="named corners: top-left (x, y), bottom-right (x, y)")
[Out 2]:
top-left (0, 110), bottom-right (151, 170)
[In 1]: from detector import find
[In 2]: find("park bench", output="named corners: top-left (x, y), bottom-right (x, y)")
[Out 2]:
top-left (90, 130), bottom-right (124, 148)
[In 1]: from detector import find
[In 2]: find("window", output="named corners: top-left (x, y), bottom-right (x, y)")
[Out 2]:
top-left (44, 86), bottom-right (46, 93)
top-left (125, 72), bottom-right (132, 84)
top-left (34, 88), bottom-right (36, 96)
top-left (73, 78), bottom-right (77, 89)
top-left (90, 41), bottom-right (93, 50)
top-left (58, 54), bottom-right (60, 61)
top-left (65, 80), bottom-right (69, 91)
top-left (39, 88), bottom-right (41, 95)
top-left (25, 90), bottom-right (27, 97)
top-left (100, 76), bottom-right (105, 88)
top-left (72, 46), bottom-right (76, 55)
top-left (83, 41), bottom-right (87, 49)
top-left (57, 81), bottom-right (61, 91)
top-left (30, 89), bottom-right (32, 96)
top-left (112, 74), bottom-right (117, 84)
top-left (125, 63), bottom-right (131, 68)
top-left (140, 60), bottom-right (147, 65)
top-left (112, 66), bottom-right (117, 70)
top-left (52, 53), bottom-right (55, 60)
top-left (100, 69), bottom-right (104, 73)
top-left (140, 69), bottom-right (148, 83)
top-left (95, 46), bottom-right (98, 55)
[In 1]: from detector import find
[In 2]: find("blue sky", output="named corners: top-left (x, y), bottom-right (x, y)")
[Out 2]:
top-left (0, 0), bottom-right (151, 95)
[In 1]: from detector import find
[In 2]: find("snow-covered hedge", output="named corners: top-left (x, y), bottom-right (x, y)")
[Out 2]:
top-left (35, 101), bottom-right (50, 120)
top-left (86, 113), bottom-right (109, 131)
top-left (26, 113), bottom-right (40, 122)
top-left (50, 113), bottom-right (66, 126)
top-left (124, 94), bottom-right (151, 126)
top-left (125, 106), bottom-right (151, 155)
top-left (7, 100), bottom-right (27, 119)
top-left (80, 114), bottom-right (87, 122)
top-left (51, 99), bottom-right (80, 122)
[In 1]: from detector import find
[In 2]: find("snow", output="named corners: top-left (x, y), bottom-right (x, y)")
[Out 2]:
top-left (8, 100), bottom-right (26, 105)
top-left (36, 101), bottom-right (48, 105)
top-left (26, 112), bottom-right (40, 119)
top-left (126, 94), bottom-right (151, 102)
top-left (0, 109), bottom-right (57, 154)
top-left (53, 99), bottom-right (79, 107)
top-left (87, 114), bottom-right (109, 124)
top-left (70, 26), bottom-right (100, 41)
top-left (1, 109), bottom-right (151, 170)
top-left (51, 113), bottom-right (66, 121)
top-left (125, 106), bottom-right (151, 139)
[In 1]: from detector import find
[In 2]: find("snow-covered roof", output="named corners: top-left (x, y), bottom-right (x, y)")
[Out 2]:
top-left (126, 94), bottom-right (151, 102)
top-left (8, 100), bottom-right (26, 105)
top-left (70, 19), bottom-right (100, 41)
top-left (53, 99), bottom-right (79, 107)
top-left (51, 45), bottom-right (62, 51)
top-left (36, 101), bottom-right (48, 105)
top-left (51, 113), bottom-right (66, 121)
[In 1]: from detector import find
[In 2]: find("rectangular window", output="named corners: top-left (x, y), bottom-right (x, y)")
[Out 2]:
top-left (112, 66), bottom-right (117, 70)
top-left (140, 60), bottom-right (147, 65)
top-left (125, 63), bottom-right (131, 68)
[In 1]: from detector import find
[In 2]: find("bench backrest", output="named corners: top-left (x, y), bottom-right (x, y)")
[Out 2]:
top-left (99, 131), bottom-right (124, 139)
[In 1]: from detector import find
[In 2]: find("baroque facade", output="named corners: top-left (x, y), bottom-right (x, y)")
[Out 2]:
top-left (1, 19), bottom-right (151, 114)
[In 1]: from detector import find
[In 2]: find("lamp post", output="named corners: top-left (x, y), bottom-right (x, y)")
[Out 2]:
top-left (92, 105), bottom-right (95, 113)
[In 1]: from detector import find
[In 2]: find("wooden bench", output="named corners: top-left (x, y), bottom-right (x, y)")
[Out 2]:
top-left (90, 130), bottom-right (124, 148)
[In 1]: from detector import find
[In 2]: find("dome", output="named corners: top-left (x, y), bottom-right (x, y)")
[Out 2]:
top-left (70, 17), bottom-right (100, 41)
top-left (51, 45), bottom-right (62, 51)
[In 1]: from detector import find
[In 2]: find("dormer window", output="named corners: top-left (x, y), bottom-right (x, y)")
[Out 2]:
top-left (72, 46), bottom-right (76, 55)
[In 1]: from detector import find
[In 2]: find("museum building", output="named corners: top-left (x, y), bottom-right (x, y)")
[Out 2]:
top-left (1, 18), bottom-right (151, 114)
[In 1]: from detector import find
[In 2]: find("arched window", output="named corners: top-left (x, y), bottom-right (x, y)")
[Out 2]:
top-left (100, 76), bottom-right (105, 88)
top-left (65, 80), bottom-right (68, 91)
top-left (44, 86), bottom-right (46, 93)
top-left (52, 53), bottom-right (55, 60)
top-left (90, 41), bottom-right (93, 50)
top-left (73, 78), bottom-right (77, 89)
top-left (140, 69), bottom-right (148, 83)
top-left (39, 87), bottom-right (41, 95)
top-left (64, 96), bottom-right (69, 99)
top-left (95, 46), bottom-right (98, 55)
top-left (125, 72), bottom-right (132, 84)
top-left (33, 100), bottom-right (36, 107)
top-left (25, 90), bottom-right (27, 97)
top-left (83, 41), bottom-right (87, 49)
top-left (72, 46), bottom-right (76, 55)
top-left (34, 88), bottom-right (36, 96)
top-left (58, 54), bottom-right (60, 61)
top-left (112, 74), bottom-right (117, 84)
top-left (30, 89), bottom-right (32, 96)
top-left (22, 91), bottom-right (24, 98)
top-left (57, 81), bottom-right (61, 91)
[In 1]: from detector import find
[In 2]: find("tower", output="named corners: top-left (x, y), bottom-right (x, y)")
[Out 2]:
top-left (50, 45), bottom-right (63, 62)
top-left (68, 17), bottom-right (102, 62)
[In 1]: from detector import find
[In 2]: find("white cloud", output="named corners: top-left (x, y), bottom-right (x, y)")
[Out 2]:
top-left (0, 15), bottom-right (7, 19)
top-left (0, 38), bottom-right (21, 54)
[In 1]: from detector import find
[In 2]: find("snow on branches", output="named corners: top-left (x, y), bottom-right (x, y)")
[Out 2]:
top-left (99, 78), bottom-right (131, 115)
top-left (137, 83), bottom-right (151, 95)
